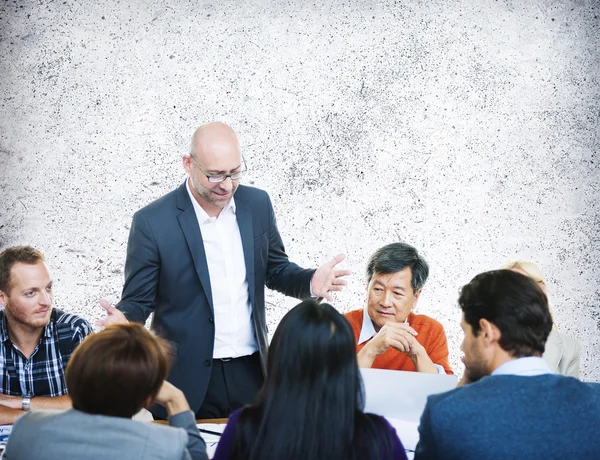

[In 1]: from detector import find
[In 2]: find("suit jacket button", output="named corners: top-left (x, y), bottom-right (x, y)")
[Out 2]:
top-left (209, 317), bottom-right (214, 324)
top-left (205, 359), bottom-right (211, 367)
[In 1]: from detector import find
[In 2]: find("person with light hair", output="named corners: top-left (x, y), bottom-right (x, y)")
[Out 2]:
top-left (502, 260), bottom-right (580, 378)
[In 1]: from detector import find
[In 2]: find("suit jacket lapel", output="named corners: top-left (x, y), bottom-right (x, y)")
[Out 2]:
top-left (235, 195), bottom-right (255, 308)
top-left (176, 182), bottom-right (214, 311)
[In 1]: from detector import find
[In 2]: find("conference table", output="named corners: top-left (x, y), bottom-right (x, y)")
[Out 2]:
top-left (154, 418), bottom-right (228, 425)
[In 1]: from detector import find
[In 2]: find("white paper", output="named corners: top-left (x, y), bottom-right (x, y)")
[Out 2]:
top-left (360, 368), bottom-right (457, 421)
top-left (197, 422), bottom-right (226, 458)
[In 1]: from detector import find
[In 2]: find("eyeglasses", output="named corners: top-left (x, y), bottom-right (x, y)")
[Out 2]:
top-left (189, 154), bottom-right (247, 183)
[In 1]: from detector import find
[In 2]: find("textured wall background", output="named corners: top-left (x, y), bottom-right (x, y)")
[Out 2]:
top-left (1, 0), bottom-right (599, 381)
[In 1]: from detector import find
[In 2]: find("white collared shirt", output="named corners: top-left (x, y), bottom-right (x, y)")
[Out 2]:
top-left (186, 180), bottom-right (257, 359)
top-left (491, 356), bottom-right (552, 377)
top-left (358, 305), bottom-right (446, 374)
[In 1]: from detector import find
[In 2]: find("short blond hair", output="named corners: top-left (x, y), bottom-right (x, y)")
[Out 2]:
top-left (502, 260), bottom-right (556, 327)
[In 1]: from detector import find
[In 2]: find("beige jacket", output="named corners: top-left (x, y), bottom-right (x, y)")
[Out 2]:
top-left (543, 329), bottom-right (580, 378)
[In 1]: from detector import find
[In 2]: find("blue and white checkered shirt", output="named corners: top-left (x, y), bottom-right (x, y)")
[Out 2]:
top-left (0, 308), bottom-right (93, 397)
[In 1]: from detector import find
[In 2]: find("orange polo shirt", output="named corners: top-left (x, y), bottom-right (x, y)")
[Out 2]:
top-left (344, 309), bottom-right (454, 375)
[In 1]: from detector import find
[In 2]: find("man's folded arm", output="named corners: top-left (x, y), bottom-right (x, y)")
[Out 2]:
top-left (0, 405), bottom-right (23, 425)
top-left (0, 395), bottom-right (71, 424)
top-left (29, 395), bottom-right (72, 411)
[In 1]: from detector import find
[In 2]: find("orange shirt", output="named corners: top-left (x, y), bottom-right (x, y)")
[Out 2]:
top-left (344, 309), bottom-right (454, 375)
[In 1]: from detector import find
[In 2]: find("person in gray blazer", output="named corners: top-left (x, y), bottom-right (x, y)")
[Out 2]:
top-left (1, 323), bottom-right (207, 460)
top-left (98, 122), bottom-right (350, 419)
top-left (415, 270), bottom-right (600, 460)
top-left (503, 260), bottom-right (580, 378)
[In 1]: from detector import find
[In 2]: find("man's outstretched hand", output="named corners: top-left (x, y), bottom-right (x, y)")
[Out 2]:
top-left (96, 298), bottom-right (128, 329)
top-left (310, 254), bottom-right (352, 302)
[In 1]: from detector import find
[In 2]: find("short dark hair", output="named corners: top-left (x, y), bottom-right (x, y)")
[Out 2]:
top-left (458, 270), bottom-right (553, 358)
top-left (0, 246), bottom-right (45, 293)
top-left (66, 323), bottom-right (171, 418)
top-left (366, 242), bottom-right (429, 292)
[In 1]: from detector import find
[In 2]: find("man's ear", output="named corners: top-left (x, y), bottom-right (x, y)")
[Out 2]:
top-left (0, 290), bottom-right (7, 308)
top-left (479, 318), bottom-right (501, 345)
top-left (412, 288), bottom-right (423, 306)
top-left (182, 154), bottom-right (192, 175)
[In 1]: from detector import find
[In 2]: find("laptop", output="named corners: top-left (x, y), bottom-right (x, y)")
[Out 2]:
top-left (360, 368), bottom-right (457, 422)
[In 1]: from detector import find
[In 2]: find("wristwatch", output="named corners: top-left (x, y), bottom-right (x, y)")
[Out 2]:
top-left (21, 395), bottom-right (31, 411)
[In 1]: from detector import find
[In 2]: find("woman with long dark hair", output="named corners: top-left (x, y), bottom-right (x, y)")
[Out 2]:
top-left (213, 300), bottom-right (407, 460)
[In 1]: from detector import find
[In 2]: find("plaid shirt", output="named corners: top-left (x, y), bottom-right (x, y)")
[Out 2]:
top-left (0, 308), bottom-right (93, 397)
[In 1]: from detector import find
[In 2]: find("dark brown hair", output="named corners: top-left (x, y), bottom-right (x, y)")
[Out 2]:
top-left (0, 246), bottom-right (45, 292)
top-left (459, 270), bottom-right (553, 358)
top-left (66, 323), bottom-right (171, 418)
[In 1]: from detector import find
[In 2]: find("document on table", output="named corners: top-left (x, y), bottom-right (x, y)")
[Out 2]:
top-left (0, 425), bottom-right (12, 452)
top-left (197, 423), bottom-right (226, 458)
top-left (360, 369), bottom-right (456, 460)
top-left (360, 368), bottom-right (457, 421)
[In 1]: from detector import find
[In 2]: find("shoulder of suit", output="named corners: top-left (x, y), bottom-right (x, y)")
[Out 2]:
top-left (134, 185), bottom-right (182, 217)
top-left (15, 409), bottom-right (64, 425)
top-left (427, 374), bottom-right (600, 416)
top-left (235, 184), bottom-right (270, 201)
top-left (9, 409), bottom-right (65, 436)
top-left (555, 330), bottom-right (579, 349)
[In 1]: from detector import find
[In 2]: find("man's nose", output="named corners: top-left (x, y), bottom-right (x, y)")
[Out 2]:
top-left (380, 291), bottom-right (394, 307)
top-left (218, 177), bottom-right (233, 191)
top-left (40, 290), bottom-right (52, 306)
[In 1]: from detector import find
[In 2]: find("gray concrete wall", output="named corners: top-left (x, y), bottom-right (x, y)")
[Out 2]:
top-left (1, 0), bottom-right (599, 381)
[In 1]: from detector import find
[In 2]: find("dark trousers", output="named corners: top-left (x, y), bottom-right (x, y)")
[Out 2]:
top-left (196, 351), bottom-right (264, 419)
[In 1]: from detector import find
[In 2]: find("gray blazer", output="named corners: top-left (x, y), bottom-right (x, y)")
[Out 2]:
top-left (543, 329), bottom-right (580, 378)
top-left (0, 409), bottom-right (207, 460)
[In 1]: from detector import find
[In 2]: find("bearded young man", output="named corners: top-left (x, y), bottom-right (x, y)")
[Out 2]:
top-left (0, 246), bottom-right (92, 424)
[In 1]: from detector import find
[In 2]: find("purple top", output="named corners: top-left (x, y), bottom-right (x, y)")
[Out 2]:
top-left (212, 408), bottom-right (408, 460)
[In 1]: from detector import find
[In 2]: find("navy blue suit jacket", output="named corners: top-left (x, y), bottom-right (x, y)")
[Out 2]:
top-left (117, 183), bottom-right (315, 416)
top-left (415, 374), bottom-right (600, 460)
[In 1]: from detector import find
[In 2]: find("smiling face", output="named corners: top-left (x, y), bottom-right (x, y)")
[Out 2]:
top-left (0, 261), bottom-right (53, 332)
top-left (183, 122), bottom-right (243, 216)
top-left (366, 268), bottom-right (421, 330)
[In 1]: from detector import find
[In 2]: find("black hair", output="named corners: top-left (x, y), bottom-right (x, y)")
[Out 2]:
top-left (366, 242), bottom-right (429, 292)
top-left (458, 270), bottom-right (553, 357)
top-left (229, 300), bottom-right (396, 460)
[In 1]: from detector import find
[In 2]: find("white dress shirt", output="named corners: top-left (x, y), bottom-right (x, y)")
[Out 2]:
top-left (358, 305), bottom-right (446, 374)
top-left (186, 180), bottom-right (257, 359)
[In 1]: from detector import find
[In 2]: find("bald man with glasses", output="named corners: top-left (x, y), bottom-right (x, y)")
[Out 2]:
top-left (99, 122), bottom-right (349, 420)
